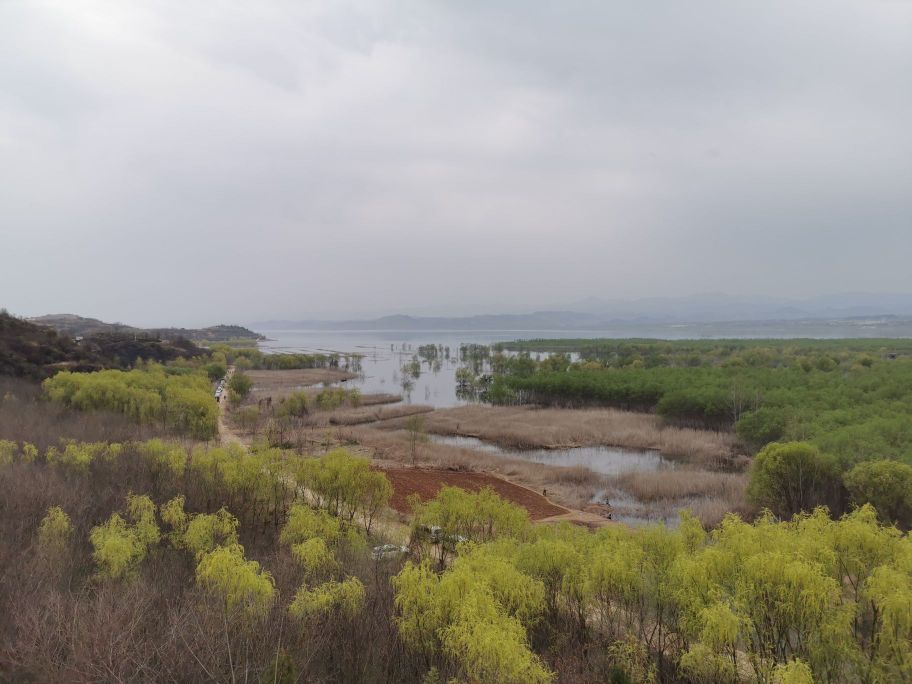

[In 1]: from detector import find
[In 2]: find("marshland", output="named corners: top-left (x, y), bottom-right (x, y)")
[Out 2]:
top-left (5, 313), bottom-right (912, 682)
top-left (4, 2), bottom-right (912, 679)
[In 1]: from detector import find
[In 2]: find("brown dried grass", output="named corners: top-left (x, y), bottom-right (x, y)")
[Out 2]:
top-left (607, 469), bottom-right (754, 529)
top-left (245, 368), bottom-right (357, 402)
top-left (381, 404), bottom-right (743, 467)
top-left (328, 404), bottom-right (434, 426)
top-left (610, 469), bottom-right (747, 503)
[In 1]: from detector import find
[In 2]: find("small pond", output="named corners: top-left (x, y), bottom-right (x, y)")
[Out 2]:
top-left (429, 434), bottom-right (674, 476)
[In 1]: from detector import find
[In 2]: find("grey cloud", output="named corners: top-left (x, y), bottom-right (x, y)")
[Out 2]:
top-left (1, 1), bottom-right (910, 326)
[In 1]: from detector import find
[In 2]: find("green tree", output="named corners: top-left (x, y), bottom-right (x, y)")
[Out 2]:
top-left (288, 577), bottom-right (364, 621)
top-left (844, 460), bottom-right (912, 528)
top-left (227, 371), bottom-right (253, 400)
top-left (89, 494), bottom-right (160, 580)
top-left (90, 513), bottom-right (148, 580)
top-left (195, 543), bottom-right (274, 617)
top-left (747, 442), bottom-right (838, 518)
top-left (37, 505), bottom-right (73, 554)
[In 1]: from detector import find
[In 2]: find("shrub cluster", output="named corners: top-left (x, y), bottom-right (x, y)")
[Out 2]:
top-left (43, 364), bottom-right (219, 439)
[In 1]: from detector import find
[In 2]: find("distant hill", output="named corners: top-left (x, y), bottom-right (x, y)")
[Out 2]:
top-left (256, 292), bottom-right (912, 333)
top-left (29, 314), bottom-right (263, 342)
top-left (1, 312), bottom-right (207, 380)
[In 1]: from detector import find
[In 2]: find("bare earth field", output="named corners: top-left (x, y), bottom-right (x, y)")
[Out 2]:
top-left (377, 466), bottom-right (567, 520)
top-left (382, 404), bottom-right (742, 467)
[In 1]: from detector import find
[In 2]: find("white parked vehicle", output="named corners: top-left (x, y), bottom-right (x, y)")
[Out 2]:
top-left (371, 544), bottom-right (409, 560)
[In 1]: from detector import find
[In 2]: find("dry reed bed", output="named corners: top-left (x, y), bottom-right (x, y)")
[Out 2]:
top-left (344, 420), bottom-right (753, 528)
top-left (610, 469), bottom-right (748, 503)
top-left (605, 469), bottom-right (754, 529)
top-left (357, 393), bottom-right (403, 407)
top-left (327, 404), bottom-right (434, 426)
top-left (245, 368), bottom-right (358, 402)
top-left (380, 404), bottom-right (742, 467)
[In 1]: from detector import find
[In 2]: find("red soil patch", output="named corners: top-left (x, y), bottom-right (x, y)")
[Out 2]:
top-left (378, 467), bottom-right (567, 520)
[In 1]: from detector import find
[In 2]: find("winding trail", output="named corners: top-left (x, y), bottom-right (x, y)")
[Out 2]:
top-left (216, 366), bottom-right (243, 445)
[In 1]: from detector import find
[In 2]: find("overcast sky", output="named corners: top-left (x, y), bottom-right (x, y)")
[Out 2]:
top-left (2, 1), bottom-right (911, 326)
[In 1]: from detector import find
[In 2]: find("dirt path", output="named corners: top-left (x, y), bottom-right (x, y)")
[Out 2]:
top-left (217, 366), bottom-right (244, 445)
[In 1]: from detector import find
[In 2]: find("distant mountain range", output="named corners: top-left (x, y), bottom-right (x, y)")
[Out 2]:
top-left (29, 314), bottom-right (263, 342)
top-left (254, 292), bottom-right (912, 332)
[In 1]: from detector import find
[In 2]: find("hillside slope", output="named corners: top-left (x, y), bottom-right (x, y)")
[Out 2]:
top-left (1, 312), bottom-right (206, 380)
top-left (30, 313), bottom-right (263, 341)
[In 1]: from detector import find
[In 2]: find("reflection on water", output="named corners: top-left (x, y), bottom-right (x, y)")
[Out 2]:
top-left (430, 434), bottom-right (689, 527)
top-left (258, 330), bottom-right (570, 408)
top-left (257, 330), bottom-right (697, 527)
top-left (429, 434), bottom-right (672, 476)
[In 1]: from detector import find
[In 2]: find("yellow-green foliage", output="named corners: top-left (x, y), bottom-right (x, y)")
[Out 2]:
top-left (160, 493), bottom-right (240, 557)
top-left (21, 442), bottom-right (38, 463)
top-left (440, 588), bottom-right (552, 684)
top-left (394, 547), bottom-right (551, 684)
top-left (89, 494), bottom-right (160, 580)
top-left (412, 486), bottom-right (531, 546)
top-left (43, 365), bottom-right (218, 439)
top-left (0, 439), bottom-right (15, 465)
top-left (393, 486), bottom-right (912, 683)
top-left (138, 439), bottom-right (188, 477)
top-left (772, 659), bottom-right (815, 684)
top-left (862, 565), bottom-right (912, 679)
top-left (295, 449), bottom-right (392, 524)
top-left (46, 441), bottom-right (122, 470)
top-left (182, 508), bottom-right (239, 558)
top-left (160, 495), bottom-right (188, 539)
top-left (195, 543), bottom-right (274, 617)
top-left (291, 537), bottom-right (338, 578)
top-left (90, 514), bottom-right (147, 580)
top-left (37, 506), bottom-right (73, 553)
top-left (281, 503), bottom-right (343, 546)
top-left (127, 493), bottom-right (160, 548)
top-left (288, 577), bottom-right (364, 621)
top-left (189, 443), bottom-right (254, 490)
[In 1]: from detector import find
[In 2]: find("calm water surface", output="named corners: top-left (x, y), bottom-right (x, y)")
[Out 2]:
top-left (259, 329), bottom-right (707, 527)
top-left (429, 434), bottom-right (673, 476)
top-left (259, 329), bottom-right (584, 407)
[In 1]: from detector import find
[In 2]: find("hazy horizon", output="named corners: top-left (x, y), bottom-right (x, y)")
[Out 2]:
top-left (14, 289), bottom-right (912, 331)
top-left (3, 2), bottom-right (911, 327)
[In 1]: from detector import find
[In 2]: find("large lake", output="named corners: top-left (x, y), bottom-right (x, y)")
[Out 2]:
top-left (256, 328), bottom-right (710, 526)
top-left (258, 329), bottom-right (593, 407)
top-left (256, 323), bottom-right (899, 407)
